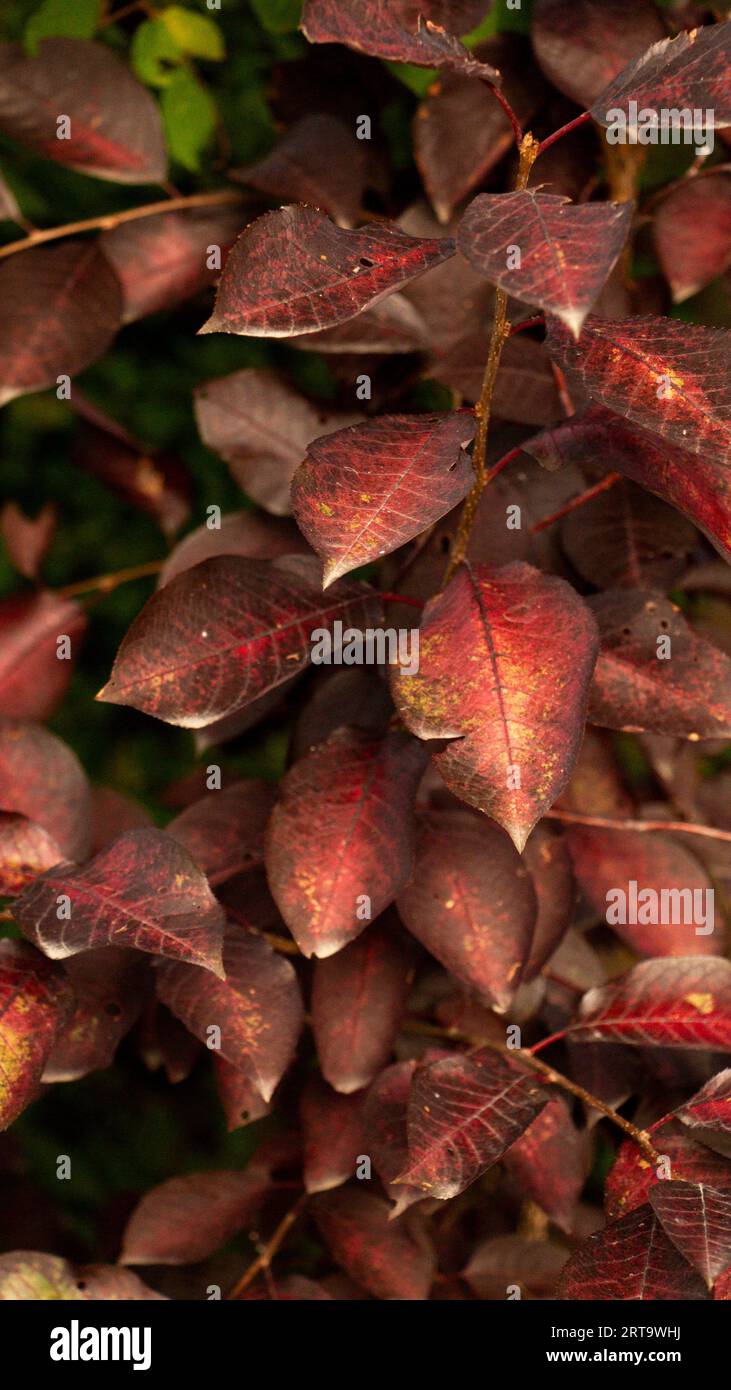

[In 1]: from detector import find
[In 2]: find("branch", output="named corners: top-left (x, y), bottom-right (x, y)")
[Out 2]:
top-left (57, 559), bottom-right (164, 600)
top-left (529, 472), bottom-right (621, 533)
top-left (444, 132), bottom-right (540, 584)
top-left (227, 1193), bottom-right (308, 1300)
top-left (0, 189), bottom-right (245, 261)
top-left (545, 808), bottom-right (731, 845)
top-left (489, 83), bottom-right (523, 147)
top-left (537, 110), bottom-right (592, 158)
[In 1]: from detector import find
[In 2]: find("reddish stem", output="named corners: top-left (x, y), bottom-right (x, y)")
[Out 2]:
top-left (537, 110), bottom-right (592, 157)
top-left (529, 472), bottom-right (621, 533)
top-left (483, 444), bottom-right (524, 485)
top-left (529, 1029), bottom-right (569, 1055)
top-left (380, 592), bottom-right (425, 609)
top-left (489, 82), bottom-right (523, 147)
top-left (545, 808), bottom-right (731, 845)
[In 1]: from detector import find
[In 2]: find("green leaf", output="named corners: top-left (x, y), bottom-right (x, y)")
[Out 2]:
top-left (249, 0), bottom-right (302, 33)
top-left (131, 17), bottom-right (184, 88)
top-left (160, 5), bottom-right (225, 60)
top-left (24, 0), bottom-right (101, 55)
top-left (162, 70), bottom-right (217, 172)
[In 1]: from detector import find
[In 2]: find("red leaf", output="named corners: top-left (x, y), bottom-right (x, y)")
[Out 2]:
top-left (546, 315), bottom-right (731, 467)
top-left (0, 502), bottom-right (56, 581)
top-left (591, 22), bottom-right (731, 133)
top-left (0, 720), bottom-right (91, 862)
top-left (558, 1204), bottom-right (709, 1300)
top-left (311, 918), bottom-right (413, 1092)
top-left (72, 402), bottom-right (191, 539)
top-left (43, 947), bottom-right (148, 1084)
top-left (214, 1056), bottom-right (271, 1132)
top-left (0, 39), bottom-right (166, 183)
top-left (289, 292), bottom-right (429, 355)
top-left (291, 412), bottom-right (476, 585)
top-left (0, 939), bottom-right (73, 1130)
top-left (156, 926), bottom-right (304, 1102)
top-left (587, 589), bottom-right (731, 739)
top-left (301, 1077), bottom-right (365, 1193)
top-left (167, 780), bottom-right (276, 886)
top-left (395, 1048), bottom-right (551, 1200)
top-left (567, 826), bottom-right (721, 958)
top-left (0, 592), bottom-right (86, 722)
top-left (572, 956), bottom-right (731, 1049)
top-left (120, 1169), bottom-right (273, 1266)
top-left (194, 367), bottom-right (359, 515)
top-left (560, 481), bottom-right (695, 591)
top-left (396, 808), bottom-right (536, 1007)
top-left (199, 206), bottom-right (456, 338)
top-left (520, 824), bottom-right (574, 981)
top-left (97, 555), bottom-right (381, 728)
top-left (0, 242), bottom-right (121, 406)
top-left (14, 828), bottom-right (226, 977)
top-left (266, 729), bottom-right (427, 957)
top-left (414, 35), bottom-right (545, 224)
top-left (0, 813), bottom-right (62, 895)
top-left (531, 0), bottom-right (664, 108)
top-left (650, 1181), bottom-right (731, 1288)
top-left (301, 1), bottom-right (501, 83)
top-left (675, 1069), bottom-right (731, 1152)
top-left (313, 1188), bottom-right (435, 1300)
top-left (606, 1121), bottom-right (731, 1222)
top-left (459, 192), bottom-right (632, 338)
top-left (361, 1059), bottom-right (426, 1216)
top-left (234, 115), bottom-right (367, 229)
top-left (391, 561), bottom-right (598, 851)
top-left (101, 205), bottom-right (245, 323)
top-left (524, 406), bottom-right (731, 566)
top-left (504, 1096), bottom-right (587, 1233)
top-left (463, 1234), bottom-right (568, 1299)
top-left (159, 510), bottom-right (306, 587)
top-left (654, 174), bottom-right (731, 303)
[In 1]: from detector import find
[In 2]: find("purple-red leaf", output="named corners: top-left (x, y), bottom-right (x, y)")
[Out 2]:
top-left (313, 1188), bottom-right (435, 1300)
top-left (572, 957), bottom-right (731, 1049)
top-left (0, 939), bottom-right (73, 1130)
top-left (266, 729), bottom-right (427, 958)
top-left (591, 23), bottom-right (731, 134)
top-left (291, 412), bottom-right (476, 585)
top-left (504, 1096), bottom-right (587, 1234)
top-left (300, 1), bottom-right (500, 83)
top-left (120, 1169), bottom-right (273, 1266)
top-left (459, 192), bottom-right (632, 338)
top-left (311, 918), bottom-right (413, 1092)
top-left (675, 1069), bottom-right (731, 1152)
top-left (0, 813), bottom-right (62, 896)
top-left (0, 501), bottom-right (56, 581)
top-left (234, 115), bottom-right (366, 229)
top-left (97, 555), bottom-right (381, 728)
top-left (531, 0), bottom-right (664, 108)
top-left (42, 947), bottom-right (147, 1084)
top-left (167, 780), bottom-right (276, 887)
top-left (654, 174), bottom-right (731, 303)
top-left (159, 510), bottom-right (306, 587)
top-left (391, 561), bottom-right (598, 851)
top-left (0, 39), bottom-right (166, 183)
top-left (395, 1048), bottom-right (551, 1200)
top-left (301, 1077), bottom-right (365, 1194)
top-left (546, 315), bottom-right (731, 468)
top-left (606, 1121), bottom-right (731, 1222)
top-left (396, 808), bottom-right (536, 1007)
top-left (101, 205), bottom-right (245, 323)
top-left (587, 589), bottom-right (731, 739)
top-left (13, 828), bottom-right (226, 977)
top-left (558, 1204), bottom-right (709, 1300)
top-left (156, 926), bottom-right (303, 1102)
top-left (194, 367), bottom-right (359, 515)
top-left (0, 720), bottom-right (91, 862)
top-left (0, 242), bottom-right (121, 406)
top-left (200, 206), bottom-right (456, 338)
top-left (650, 1181), bottom-right (731, 1287)
top-left (0, 592), bottom-right (86, 722)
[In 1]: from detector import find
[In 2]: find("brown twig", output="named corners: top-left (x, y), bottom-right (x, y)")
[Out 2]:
top-left (0, 189), bottom-right (245, 260)
top-left (444, 132), bottom-right (540, 584)
top-left (545, 808), bottom-right (731, 844)
top-left (57, 559), bottom-right (164, 600)
top-left (227, 1193), bottom-right (308, 1300)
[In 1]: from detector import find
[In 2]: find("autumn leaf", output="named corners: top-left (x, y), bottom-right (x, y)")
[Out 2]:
top-left (266, 728), bottom-right (427, 957)
top-left (0, 501), bottom-right (56, 581)
top-left (0, 720), bottom-right (91, 862)
top-left (0, 592), bottom-right (86, 722)
top-left (313, 1188), bottom-right (435, 1300)
top-left (200, 206), bottom-right (456, 338)
top-left (532, 0), bottom-right (664, 108)
top-left (0, 939), bottom-right (73, 1130)
top-left (558, 1204), bottom-right (709, 1300)
top-left (167, 779), bottom-right (276, 886)
top-left (291, 411), bottom-right (476, 585)
top-left (459, 191), bottom-right (633, 338)
top-left (300, 0), bottom-right (501, 83)
top-left (395, 1048), bottom-right (551, 1199)
top-left (654, 174), bottom-right (731, 303)
top-left (97, 555), bottom-right (381, 728)
top-left (649, 1181), bottom-right (731, 1288)
top-left (391, 561), bottom-right (599, 851)
top-left (156, 925), bottom-right (304, 1102)
top-left (101, 204), bottom-right (245, 323)
top-left (591, 22), bottom-right (731, 134)
top-left (233, 114), bottom-right (367, 229)
top-left (301, 1077), bottom-right (365, 1194)
top-left (0, 1252), bottom-right (164, 1301)
top-left (605, 1121), bottom-right (731, 1221)
top-left (674, 1070), bottom-right (731, 1155)
top-left (42, 947), bottom-right (148, 1084)
top-left (120, 1169), bottom-right (274, 1266)
top-left (13, 828), bottom-right (226, 976)
top-left (0, 813), bottom-right (62, 896)
top-left (572, 956), bottom-right (731, 1049)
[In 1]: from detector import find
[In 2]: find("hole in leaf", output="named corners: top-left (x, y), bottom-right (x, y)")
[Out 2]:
top-left (359, 257), bottom-right (375, 267)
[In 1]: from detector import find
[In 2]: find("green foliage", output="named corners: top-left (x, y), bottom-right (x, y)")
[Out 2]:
top-left (162, 68), bottom-right (218, 171)
top-left (24, 0), bottom-right (100, 55)
top-left (131, 16), bottom-right (184, 88)
top-left (249, 0), bottom-right (302, 34)
top-left (160, 4), bottom-right (225, 60)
